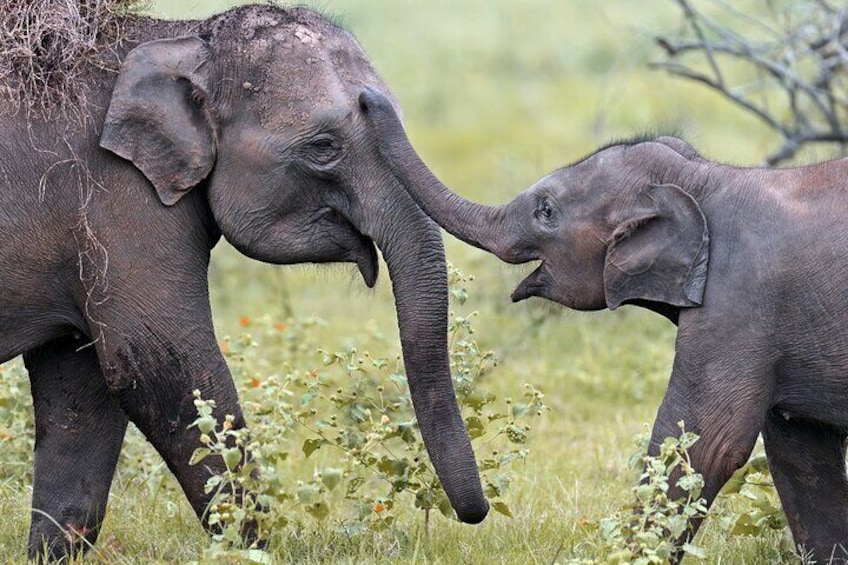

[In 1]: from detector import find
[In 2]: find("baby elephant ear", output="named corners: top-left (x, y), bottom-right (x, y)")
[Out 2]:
top-left (99, 36), bottom-right (216, 206)
top-left (604, 183), bottom-right (709, 310)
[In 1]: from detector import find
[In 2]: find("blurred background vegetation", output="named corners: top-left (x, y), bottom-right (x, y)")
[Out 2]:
top-left (2, 1), bottom-right (841, 562)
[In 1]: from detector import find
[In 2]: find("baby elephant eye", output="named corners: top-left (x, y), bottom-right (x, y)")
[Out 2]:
top-left (538, 200), bottom-right (554, 220)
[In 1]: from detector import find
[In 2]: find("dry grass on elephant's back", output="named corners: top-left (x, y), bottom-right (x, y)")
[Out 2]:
top-left (0, 0), bottom-right (148, 114)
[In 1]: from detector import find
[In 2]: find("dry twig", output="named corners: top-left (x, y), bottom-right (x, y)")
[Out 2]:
top-left (0, 0), bottom-right (147, 120)
top-left (654, 0), bottom-right (848, 165)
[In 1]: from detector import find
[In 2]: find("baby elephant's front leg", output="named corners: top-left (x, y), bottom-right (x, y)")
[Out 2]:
top-left (648, 355), bottom-right (768, 561)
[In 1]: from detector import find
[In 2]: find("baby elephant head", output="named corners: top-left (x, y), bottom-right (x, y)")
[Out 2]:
top-left (359, 87), bottom-right (709, 316)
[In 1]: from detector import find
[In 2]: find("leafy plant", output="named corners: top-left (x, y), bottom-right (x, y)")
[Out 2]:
top-left (568, 423), bottom-right (709, 565)
top-left (188, 264), bottom-right (549, 559)
top-left (716, 453), bottom-right (786, 537)
top-left (186, 392), bottom-right (272, 564)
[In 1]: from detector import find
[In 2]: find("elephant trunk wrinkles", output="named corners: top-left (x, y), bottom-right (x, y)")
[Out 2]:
top-left (359, 88), bottom-right (514, 262)
top-left (366, 193), bottom-right (488, 524)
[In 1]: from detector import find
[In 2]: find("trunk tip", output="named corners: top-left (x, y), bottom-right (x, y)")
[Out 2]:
top-left (358, 86), bottom-right (392, 116)
top-left (454, 498), bottom-right (489, 524)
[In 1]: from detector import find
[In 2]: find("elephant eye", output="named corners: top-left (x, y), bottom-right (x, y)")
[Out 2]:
top-left (299, 134), bottom-right (343, 167)
top-left (537, 199), bottom-right (555, 222)
top-left (312, 137), bottom-right (336, 150)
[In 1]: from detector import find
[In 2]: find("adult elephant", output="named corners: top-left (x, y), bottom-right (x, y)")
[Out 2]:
top-left (360, 87), bottom-right (848, 563)
top-left (3, 5), bottom-right (487, 561)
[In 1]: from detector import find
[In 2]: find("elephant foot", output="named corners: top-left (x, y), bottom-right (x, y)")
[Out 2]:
top-left (28, 509), bottom-right (101, 563)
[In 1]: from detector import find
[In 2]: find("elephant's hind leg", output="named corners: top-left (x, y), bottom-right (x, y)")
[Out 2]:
top-left (24, 335), bottom-right (128, 563)
top-left (762, 410), bottom-right (848, 564)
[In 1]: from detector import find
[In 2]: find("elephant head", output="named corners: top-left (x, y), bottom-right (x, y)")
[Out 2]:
top-left (359, 87), bottom-right (709, 320)
top-left (98, 6), bottom-right (487, 523)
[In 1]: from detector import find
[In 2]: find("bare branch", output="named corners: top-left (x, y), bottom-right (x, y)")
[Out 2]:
top-left (659, 36), bottom-right (837, 128)
top-left (650, 60), bottom-right (790, 135)
top-left (655, 0), bottom-right (848, 166)
top-left (675, 0), bottom-right (726, 87)
top-left (766, 131), bottom-right (848, 165)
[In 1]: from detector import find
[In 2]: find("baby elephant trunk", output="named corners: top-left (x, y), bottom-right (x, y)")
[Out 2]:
top-left (358, 87), bottom-right (518, 263)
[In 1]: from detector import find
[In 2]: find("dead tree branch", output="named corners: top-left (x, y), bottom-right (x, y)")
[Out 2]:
top-left (654, 0), bottom-right (848, 165)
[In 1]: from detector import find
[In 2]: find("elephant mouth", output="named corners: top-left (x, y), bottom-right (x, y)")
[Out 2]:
top-left (511, 263), bottom-right (547, 302)
top-left (322, 208), bottom-right (378, 288)
top-left (355, 235), bottom-right (379, 288)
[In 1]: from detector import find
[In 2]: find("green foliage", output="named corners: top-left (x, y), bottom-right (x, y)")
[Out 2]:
top-left (714, 452), bottom-right (788, 539)
top-left (185, 392), bottom-right (271, 564)
top-left (565, 423), bottom-right (708, 565)
top-left (561, 428), bottom-right (796, 565)
top-left (187, 265), bottom-right (549, 560)
top-left (0, 361), bottom-right (33, 483)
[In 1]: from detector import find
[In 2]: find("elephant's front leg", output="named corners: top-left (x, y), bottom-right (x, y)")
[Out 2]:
top-left (93, 315), bottom-right (255, 538)
top-left (648, 346), bottom-right (770, 555)
top-left (24, 335), bottom-right (128, 563)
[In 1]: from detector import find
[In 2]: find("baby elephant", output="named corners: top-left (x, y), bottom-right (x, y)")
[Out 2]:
top-left (360, 86), bottom-right (848, 562)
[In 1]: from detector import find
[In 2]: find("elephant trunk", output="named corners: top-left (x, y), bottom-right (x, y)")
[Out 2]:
top-left (359, 88), bottom-right (519, 263)
top-left (365, 191), bottom-right (488, 524)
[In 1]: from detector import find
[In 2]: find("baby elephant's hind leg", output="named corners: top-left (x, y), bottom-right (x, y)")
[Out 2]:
top-left (762, 410), bottom-right (848, 564)
top-left (24, 335), bottom-right (128, 563)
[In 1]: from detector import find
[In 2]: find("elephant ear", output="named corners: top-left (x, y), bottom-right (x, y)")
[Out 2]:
top-left (100, 36), bottom-right (216, 206)
top-left (604, 183), bottom-right (709, 310)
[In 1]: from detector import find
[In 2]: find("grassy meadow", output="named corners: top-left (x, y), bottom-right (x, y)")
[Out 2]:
top-left (0, 1), bottom-right (821, 563)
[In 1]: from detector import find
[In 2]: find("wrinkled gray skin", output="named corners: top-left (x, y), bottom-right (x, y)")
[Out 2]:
top-left (360, 87), bottom-right (848, 563)
top-left (1, 7), bottom-right (488, 561)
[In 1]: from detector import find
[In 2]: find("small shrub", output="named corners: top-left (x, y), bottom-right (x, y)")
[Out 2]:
top-left (710, 450), bottom-right (795, 562)
top-left (715, 453), bottom-right (786, 538)
top-left (566, 429), bottom-right (796, 565)
top-left (189, 264), bottom-right (549, 560)
top-left (567, 423), bottom-right (709, 565)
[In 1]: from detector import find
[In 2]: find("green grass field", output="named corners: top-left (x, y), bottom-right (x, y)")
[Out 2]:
top-left (0, 1), bottom-right (819, 563)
